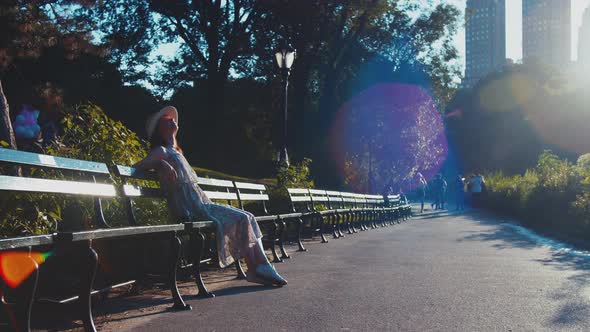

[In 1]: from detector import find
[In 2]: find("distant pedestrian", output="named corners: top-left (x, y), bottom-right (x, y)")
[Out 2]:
top-left (455, 175), bottom-right (465, 211)
top-left (431, 174), bottom-right (447, 210)
top-left (468, 173), bottom-right (486, 208)
top-left (440, 176), bottom-right (448, 209)
top-left (417, 172), bottom-right (427, 213)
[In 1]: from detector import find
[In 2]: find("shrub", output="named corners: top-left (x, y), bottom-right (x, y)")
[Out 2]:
top-left (268, 158), bottom-right (315, 214)
top-left (0, 103), bottom-right (170, 237)
top-left (484, 150), bottom-right (590, 237)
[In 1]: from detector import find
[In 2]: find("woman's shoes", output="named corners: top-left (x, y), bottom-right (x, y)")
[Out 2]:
top-left (246, 264), bottom-right (288, 286)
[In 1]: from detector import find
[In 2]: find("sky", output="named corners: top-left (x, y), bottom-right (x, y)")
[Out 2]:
top-left (450, 0), bottom-right (590, 70)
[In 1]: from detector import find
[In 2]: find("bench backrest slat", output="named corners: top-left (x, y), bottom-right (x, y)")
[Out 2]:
top-left (116, 164), bottom-right (271, 220)
top-left (326, 191), bottom-right (345, 209)
top-left (0, 175), bottom-right (117, 197)
top-left (234, 182), bottom-right (266, 190)
top-left (341, 192), bottom-right (356, 205)
top-left (354, 194), bottom-right (366, 205)
top-left (286, 187), bottom-right (312, 213)
top-left (196, 177), bottom-right (234, 188)
top-left (0, 148), bottom-right (110, 174)
top-left (122, 185), bottom-right (163, 198)
top-left (237, 193), bottom-right (269, 201)
top-left (307, 189), bottom-right (329, 210)
top-left (387, 194), bottom-right (402, 206)
top-left (289, 196), bottom-right (313, 202)
top-left (115, 165), bottom-right (158, 180)
top-left (287, 188), bottom-right (309, 194)
top-left (1, 151), bottom-right (116, 229)
top-left (205, 191), bottom-right (239, 200)
top-left (233, 181), bottom-right (269, 213)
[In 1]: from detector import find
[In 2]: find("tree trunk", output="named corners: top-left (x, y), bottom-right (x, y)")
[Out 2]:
top-left (0, 79), bottom-right (16, 150)
top-left (0, 79), bottom-right (21, 176)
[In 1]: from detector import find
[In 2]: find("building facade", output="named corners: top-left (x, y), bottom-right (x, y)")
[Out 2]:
top-left (579, 7), bottom-right (590, 65)
top-left (463, 0), bottom-right (506, 88)
top-left (522, 0), bottom-right (571, 66)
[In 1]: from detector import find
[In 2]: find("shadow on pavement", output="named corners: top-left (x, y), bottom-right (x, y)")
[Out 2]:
top-left (455, 211), bottom-right (590, 328)
top-left (194, 284), bottom-right (276, 298)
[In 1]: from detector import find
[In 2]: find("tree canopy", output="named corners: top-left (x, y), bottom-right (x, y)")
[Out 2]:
top-left (2, 1), bottom-right (463, 188)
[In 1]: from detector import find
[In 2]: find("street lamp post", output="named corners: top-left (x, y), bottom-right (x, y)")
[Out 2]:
top-left (275, 43), bottom-right (296, 169)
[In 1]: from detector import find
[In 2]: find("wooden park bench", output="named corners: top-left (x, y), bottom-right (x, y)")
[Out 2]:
top-left (287, 188), bottom-right (394, 241)
top-left (286, 188), bottom-right (329, 244)
top-left (113, 164), bottom-right (291, 284)
top-left (387, 194), bottom-right (412, 221)
top-left (0, 147), bottom-right (407, 331)
top-left (0, 148), bottom-right (198, 332)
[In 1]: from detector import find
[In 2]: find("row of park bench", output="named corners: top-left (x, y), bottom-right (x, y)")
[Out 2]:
top-left (0, 148), bottom-right (411, 332)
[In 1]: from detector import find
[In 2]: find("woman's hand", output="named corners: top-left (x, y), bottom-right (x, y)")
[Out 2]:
top-left (158, 160), bottom-right (177, 182)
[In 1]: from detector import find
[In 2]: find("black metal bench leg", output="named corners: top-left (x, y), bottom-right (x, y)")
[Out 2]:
top-left (278, 220), bottom-right (290, 260)
top-left (192, 231), bottom-right (215, 298)
top-left (359, 213), bottom-right (365, 231)
top-left (235, 260), bottom-right (247, 279)
top-left (80, 241), bottom-right (98, 332)
top-left (319, 215), bottom-right (329, 243)
top-left (296, 217), bottom-right (307, 252)
top-left (169, 234), bottom-right (192, 310)
top-left (346, 213), bottom-right (354, 234)
top-left (270, 222), bottom-right (283, 263)
top-left (13, 255), bottom-right (38, 332)
top-left (332, 215), bottom-right (339, 239)
top-left (337, 215), bottom-right (345, 238)
top-left (347, 219), bottom-right (354, 234)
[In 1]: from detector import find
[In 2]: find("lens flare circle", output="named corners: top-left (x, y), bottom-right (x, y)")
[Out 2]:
top-left (0, 251), bottom-right (50, 288)
top-left (330, 83), bottom-right (447, 192)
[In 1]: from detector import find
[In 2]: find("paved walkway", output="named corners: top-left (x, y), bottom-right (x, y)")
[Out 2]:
top-left (69, 209), bottom-right (590, 331)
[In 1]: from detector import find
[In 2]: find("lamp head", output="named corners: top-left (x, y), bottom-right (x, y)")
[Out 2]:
top-left (274, 41), bottom-right (296, 69)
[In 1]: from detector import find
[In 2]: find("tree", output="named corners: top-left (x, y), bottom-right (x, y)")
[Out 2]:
top-left (83, 1), bottom-right (462, 183)
top-left (0, 0), bottom-right (98, 150)
top-left (265, 2), bottom-right (461, 187)
top-left (89, 0), bottom-right (265, 106)
top-left (444, 61), bottom-right (589, 175)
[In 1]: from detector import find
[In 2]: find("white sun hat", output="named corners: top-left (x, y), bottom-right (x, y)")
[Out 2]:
top-left (145, 106), bottom-right (179, 140)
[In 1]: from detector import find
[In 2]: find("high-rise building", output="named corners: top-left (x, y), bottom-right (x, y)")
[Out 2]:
top-left (579, 7), bottom-right (590, 65)
top-left (463, 0), bottom-right (506, 88)
top-left (522, 0), bottom-right (571, 66)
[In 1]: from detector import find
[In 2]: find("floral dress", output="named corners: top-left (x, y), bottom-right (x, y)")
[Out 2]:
top-left (160, 147), bottom-right (262, 268)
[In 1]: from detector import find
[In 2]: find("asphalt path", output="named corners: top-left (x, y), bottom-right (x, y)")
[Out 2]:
top-left (97, 209), bottom-right (590, 331)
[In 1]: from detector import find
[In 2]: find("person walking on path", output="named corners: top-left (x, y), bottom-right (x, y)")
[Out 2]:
top-left (417, 172), bottom-right (427, 213)
top-left (133, 106), bottom-right (287, 286)
top-left (440, 176), bottom-right (448, 209)
top-left (431, 174), bottom-right (447, 210)
top-left (455, 175), bottom-right (466, 211)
